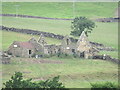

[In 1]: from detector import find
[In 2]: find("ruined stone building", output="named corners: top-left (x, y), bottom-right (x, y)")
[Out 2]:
top-left (8, 41), bottom-right (36, 57)
top-left (60, 31), bottom-right (99, 59)
top-left (7, 31), bottom-right (99, 59)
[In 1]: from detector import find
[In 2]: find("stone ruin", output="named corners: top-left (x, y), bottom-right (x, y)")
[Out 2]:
top-left (6, 30), bottom-right (119, 64)
top-left (7, 31), bottom-right (99, 59)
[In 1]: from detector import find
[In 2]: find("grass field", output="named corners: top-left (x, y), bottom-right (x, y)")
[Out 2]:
top-left (2, 57), bottom-right (118, 88)
top-left (1, 16), bottom-right (118, 50)
top-left (2, 2), bottom-right (117, 18)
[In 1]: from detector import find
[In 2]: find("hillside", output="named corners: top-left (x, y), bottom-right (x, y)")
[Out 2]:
top-left (2, 2), bottom-right (117, 19)
top-left (1, 2), bottom-right (118, 88)
top-left (2, 17), bottom-right (118, 50)
top-left (2, 57), bottom-right (118, 88)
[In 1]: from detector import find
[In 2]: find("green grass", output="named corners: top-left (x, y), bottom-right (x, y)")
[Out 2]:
top-left (0, 30), bottom-right (61, 50)
top-left (2, 57), bottom-right (118, 88)
top-left (2, 2), bottom-right (117, 19)
top-left (1, 16), bottom-right (118, 50)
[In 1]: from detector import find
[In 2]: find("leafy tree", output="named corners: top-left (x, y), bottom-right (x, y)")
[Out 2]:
top-left (3, 72), bottom-right (66, 89)
top-left (71, 17), bottom-right (95, 37)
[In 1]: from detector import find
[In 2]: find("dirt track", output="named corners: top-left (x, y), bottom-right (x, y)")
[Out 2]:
top-left (23, 58), bottom-right (64, 64)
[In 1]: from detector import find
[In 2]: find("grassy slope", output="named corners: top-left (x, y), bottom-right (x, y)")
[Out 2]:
top-left (2, 17), bottom-right (118, 50)
top-left (0, 30), bottom-right (61, 50)
top-left (2, 2), bottom-right (117, 18)
top-left (2, 57), bottom-right (118, 88)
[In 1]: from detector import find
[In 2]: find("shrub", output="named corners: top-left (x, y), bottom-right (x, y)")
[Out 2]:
top-left (56, 53), bottom-right (73, 58)
top-left (43, 54), bottom-right (51, 58)
top-left (3, 72), bottom-right (66, 89)
top-left (91, 82), bottom-right (118, 90)
top-left (73, 53), bottom-right (79, 58)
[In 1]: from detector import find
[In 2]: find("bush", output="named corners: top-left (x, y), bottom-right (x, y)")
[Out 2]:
top-left (91, 82), bottom-right (118, 90)
top-left (56, 53), bottom-right (73, 59)
top-left (2, 72), bottom-right (66, 89)
top-left (43, 54), bottom-right (51, 58)
top-left (73, 53), bottom-right (79, 58)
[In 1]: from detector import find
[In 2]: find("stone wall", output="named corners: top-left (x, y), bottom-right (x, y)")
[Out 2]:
top-left (0, 14), bottom-right (73, 21)
top-left (1, 14), bottom-right (119, 22)
top-left (95, 17), bottom-right (119, 22)
top-left (93, 55), bottom-right (120, 64)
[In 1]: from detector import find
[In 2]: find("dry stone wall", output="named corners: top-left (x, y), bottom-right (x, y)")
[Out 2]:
top-left (1, 14), bottom-right (119, 22)
top-left (93, 55), bottom-right (120, 64)
top-left (0, 14), bottom-right (73, 21)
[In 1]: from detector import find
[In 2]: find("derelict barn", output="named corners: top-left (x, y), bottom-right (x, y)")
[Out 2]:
top-left (8, 41), bottom-right (36, 58)
top-left (7, 31), bottom-right (99, 59)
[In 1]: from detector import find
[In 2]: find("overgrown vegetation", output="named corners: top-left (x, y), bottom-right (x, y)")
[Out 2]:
top-left (71, 17), bottom-right (95, 36)
top-left (56, 52), bottom-right (80, 59)
top-left (3, 72), bottom-right (66, 89)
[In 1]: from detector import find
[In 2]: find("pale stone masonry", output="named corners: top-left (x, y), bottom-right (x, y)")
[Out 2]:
top-left (7, 31), bottom-right (99, 58)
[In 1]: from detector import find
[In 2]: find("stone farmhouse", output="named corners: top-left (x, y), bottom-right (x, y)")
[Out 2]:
top-left (7, 31), bottom-right (99, 59)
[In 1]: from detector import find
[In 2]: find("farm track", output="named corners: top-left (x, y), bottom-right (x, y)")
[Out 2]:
top-left (25, 59), bottom-right (64, 64)
top-left (17, 58), bottom-right (64, 64)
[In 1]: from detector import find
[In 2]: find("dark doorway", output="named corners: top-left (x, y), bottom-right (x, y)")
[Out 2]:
top-left (29, 50), bottom-right (32, 54)
top-left (51, 51), bottom-right (53, 54)
top-left (72, 49), bottom-right (75, 53)
top-left (66, 39), bottom-right (69, 45)
top-left (80, 52), bottom-right (85, 58)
